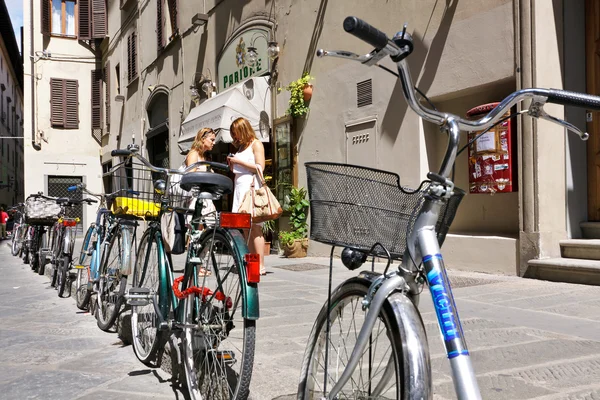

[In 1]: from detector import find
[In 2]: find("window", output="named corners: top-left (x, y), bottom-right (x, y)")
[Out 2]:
top-left (157, 0), bottom-right (178, 51)
top-left (115, 63), bottom-right (121, 94)
top-left (51, 0), bottom-right (76, 36)
top-left (50, 78), bottom-right (79, 129)
top-left (127, 32), bottom-right (137, 83)
top-left (104, 62), bottom-right (110, 133)
top-left (42, 0), bottom-right (106, 39)
top-left (91, 69), bottom-right (103, 143)
top-left (6, 97), bottom-right (11, 131)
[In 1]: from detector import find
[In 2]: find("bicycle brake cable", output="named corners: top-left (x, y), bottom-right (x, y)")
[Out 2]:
top-left (377, 64), bottom-right (438, 111)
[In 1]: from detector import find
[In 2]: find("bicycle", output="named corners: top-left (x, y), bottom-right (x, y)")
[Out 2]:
top-left (115, 146), bottom-right (260, 400)
top-left (23, 192), bottom-right (62, 274)
top-left (296, 16), bottom-right (600, 400)
top-left (8, 203), bottom-right (26, 257)
top-left (45, 196), bottom-right (97, 297)
top-left (73, 184), bottom-right (123, 312)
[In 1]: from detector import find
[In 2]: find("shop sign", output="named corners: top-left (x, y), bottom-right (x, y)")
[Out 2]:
top-left (218, 28), bottom-right (271, 91)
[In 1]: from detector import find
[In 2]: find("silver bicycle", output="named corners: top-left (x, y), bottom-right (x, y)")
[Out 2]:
top-left (297, 16), bottom-right (600, 400)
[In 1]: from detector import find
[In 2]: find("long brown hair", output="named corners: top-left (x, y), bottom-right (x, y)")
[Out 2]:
top-left (230, 117), bottom-right (256, 149)
top-left (191, 127), bottom-right (215, 154)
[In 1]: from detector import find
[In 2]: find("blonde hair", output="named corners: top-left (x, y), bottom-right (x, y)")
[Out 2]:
top-left (191, 128), bottom-right (215, 154)
top-left (230, 117), bottom-right (256, 149)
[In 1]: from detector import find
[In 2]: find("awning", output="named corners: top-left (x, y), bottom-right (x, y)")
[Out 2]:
top-left (178, 76), bottom-right (271, 154)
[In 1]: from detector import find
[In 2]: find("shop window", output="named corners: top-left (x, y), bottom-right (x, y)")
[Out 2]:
top-left (274, 116), bottom-right (293, 204)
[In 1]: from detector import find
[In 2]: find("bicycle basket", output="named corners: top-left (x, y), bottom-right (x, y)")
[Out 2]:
top-left (107, 159), bottom-right (193, 219)
top-left (305, 163), bottom-right (465, 259)
top-left (24, 196), bottom-right (62, 226)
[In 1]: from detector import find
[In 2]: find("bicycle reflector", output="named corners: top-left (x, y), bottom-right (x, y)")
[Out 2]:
top-left (62, 220), bottom-right (78, 227)
top-left (221, 212), bottom-right (252, 229)
top-left (245, 254), bottom-right (260, 283)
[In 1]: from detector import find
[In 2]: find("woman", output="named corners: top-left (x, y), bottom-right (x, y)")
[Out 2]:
top-left (227, 117), bottom-right (267, 275)
top-left (185, 127), bottom-right (216, 170)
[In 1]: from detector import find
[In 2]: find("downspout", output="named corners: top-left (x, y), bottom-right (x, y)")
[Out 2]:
top-left (30, 0), bottom-right (41, 151)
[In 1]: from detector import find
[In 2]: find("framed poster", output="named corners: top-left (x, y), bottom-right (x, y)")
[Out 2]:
top-left (273, 116), bottom-right (293, 205)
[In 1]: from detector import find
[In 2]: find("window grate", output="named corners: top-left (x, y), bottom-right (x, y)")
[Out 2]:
top-left (357, 79), bottom-right (372, 108)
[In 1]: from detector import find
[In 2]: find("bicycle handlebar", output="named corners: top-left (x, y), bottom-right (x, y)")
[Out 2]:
top-left (112, 147), bottom-right (229, 175)
top-left (343, 16), bottom-right (389, 50)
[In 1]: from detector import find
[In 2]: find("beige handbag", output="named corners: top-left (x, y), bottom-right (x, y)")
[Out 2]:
top-left (238, 165), bottom-right (283, 223)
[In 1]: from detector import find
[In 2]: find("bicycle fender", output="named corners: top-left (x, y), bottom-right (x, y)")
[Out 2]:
top-left (153, 230), bottom-right (171, 319)
top-left (227, 229), bottom-right (259, 320)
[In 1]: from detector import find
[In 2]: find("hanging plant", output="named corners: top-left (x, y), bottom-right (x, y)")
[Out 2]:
top-left (281, 73), bottom-right (314, 118)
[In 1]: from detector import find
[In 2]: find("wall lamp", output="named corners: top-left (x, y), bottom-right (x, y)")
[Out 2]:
top-left (246, 31), bottom-right (279, 67)
top-left (191, 13), bottom-right (209, 27)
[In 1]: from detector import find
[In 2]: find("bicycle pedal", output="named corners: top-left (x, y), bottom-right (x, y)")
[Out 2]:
top-left (73, 264), bottom-right (86, 269)
top-left (125, 287), bottom-right (152, 306)
top-left (211, 350), bottom-right (236, 365)
top-left (188, 257), bottom-right (202, 265)
top-left (158, 321), bottom-right (170, 331)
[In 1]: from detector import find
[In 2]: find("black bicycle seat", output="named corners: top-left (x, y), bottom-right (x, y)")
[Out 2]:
top-left (179, 172), bottom-right (233, 196)
top-left (56, 197), bottom-right (70, 205)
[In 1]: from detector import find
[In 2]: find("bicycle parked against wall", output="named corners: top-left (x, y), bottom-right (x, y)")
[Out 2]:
top-left (113, 146), bottom-right (260, 400)
top-left (8, 203), bottom-right (26, 257)
top-left (23, 192), bottom-right (62, 274)
top-left (44, 196), bottom-right (97, 297)
top-left (297, 17), bottom-right (600, 400)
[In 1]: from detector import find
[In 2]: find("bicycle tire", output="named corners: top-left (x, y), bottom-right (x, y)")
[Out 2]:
top-left (11, 226), bottom-right (20, 256)
top-left (131, 229), bottom-right (165, 366)
top-left (96, 228), bottom-right (126, 331)
top-left (182, 230), bottom-right (255, 400)
top-left (37, 231), bottom-right (48, 276)
top-left (30, 229), bottom-right (41, 272)
top-left (75, 226), bottom-right (95, 310)
top-left (58, 255), bottom-right (70, 297)
top-left (297, 282), bottom-right (406, 399)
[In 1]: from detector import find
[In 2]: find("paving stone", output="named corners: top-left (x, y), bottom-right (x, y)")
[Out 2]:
top-left (434, 374), bottom-right (556, 399)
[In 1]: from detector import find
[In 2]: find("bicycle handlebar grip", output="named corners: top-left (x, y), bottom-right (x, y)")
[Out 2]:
top-left (547, 89), bottom-right (600, 111)
top-left (85, 198), bottom-right (98, 204)
top-left (209, 161), bottom-right (230, 171)
top-left (343, 16), bottom-right (389, 50)
top-left (111, 149), bottom-right (132, 157)
top-left (67, 185), bottom-right (78, 192)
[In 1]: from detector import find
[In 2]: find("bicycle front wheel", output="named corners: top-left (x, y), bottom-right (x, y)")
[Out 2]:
top-left (297, 282), bottom-right (406, 399)
top-left (75, 226), bottom-right (94, 310)
top-left (182, 230), bottom-right (255, 400)
top-left (96, 228), bottom-right (127, 331)
top-left (11, 226), bottom-right (20, 256)
top-left (131, 229), bottom-right (165, 366)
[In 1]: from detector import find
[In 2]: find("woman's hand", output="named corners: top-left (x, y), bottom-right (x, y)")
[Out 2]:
top-left (227, 154), bottom-right (237, 171)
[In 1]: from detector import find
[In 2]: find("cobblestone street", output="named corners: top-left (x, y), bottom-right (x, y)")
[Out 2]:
top-left (3, 241), bottom-right (600, 399)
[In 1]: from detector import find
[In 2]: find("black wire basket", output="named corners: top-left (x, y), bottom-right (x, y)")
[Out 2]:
top-left (107, 159), bottom-right (193, 220)
top-left (305, 162), bottom-right (464, 260)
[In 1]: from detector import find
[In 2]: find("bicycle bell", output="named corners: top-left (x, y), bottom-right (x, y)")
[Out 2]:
top-left (154, 179), bottom-right (166, 195)
top-left (341, 247), bottom-right (368, 270)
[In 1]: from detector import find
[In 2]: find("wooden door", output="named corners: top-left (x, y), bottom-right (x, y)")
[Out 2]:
top-left (587, 0), bottom-right (600, 220)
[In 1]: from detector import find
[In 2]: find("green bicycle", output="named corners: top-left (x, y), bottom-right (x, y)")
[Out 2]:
top-left (113, 146), bottom-right (261, 400)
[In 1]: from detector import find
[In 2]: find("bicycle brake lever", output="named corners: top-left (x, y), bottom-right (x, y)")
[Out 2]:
top-left (316, 48), bottom-right (385, 66)
top-left (528, 98), bottom-right (589, 141)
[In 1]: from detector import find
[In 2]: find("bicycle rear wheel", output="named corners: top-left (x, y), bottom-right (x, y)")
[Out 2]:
top-left (131, 229), bottom-right (165, 366)
top-left (182, 230), bottom-right (255, 400)
top-left (57, 255), bottom-right (70, 298)
top-left (11, 225), bottom-right (20, 256)
top-left (75, 226), bottom-right (94, 310)
top-left (297, 282), bottom-right (406, 399)
top-left (96, 228), bottom-right (127, 331)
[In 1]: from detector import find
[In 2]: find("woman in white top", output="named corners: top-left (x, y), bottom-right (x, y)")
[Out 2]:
top-left (227, 117), bottom-right (267, 275)
top-left (185, 127), bottom-right (216, 170)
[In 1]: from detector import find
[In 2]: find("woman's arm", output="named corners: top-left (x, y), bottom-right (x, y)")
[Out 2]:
top-left (185, 150), bottom-right (201, 171)
top-left (228, 141), bottom-right (265, 172)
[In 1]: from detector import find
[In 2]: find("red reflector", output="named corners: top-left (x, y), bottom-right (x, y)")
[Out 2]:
top-left (221, 212), bottom-right (252, 229)
top-left (62, 220), bottom-right (77, 227)
top-left (245, 253), bottom-right (260, 283)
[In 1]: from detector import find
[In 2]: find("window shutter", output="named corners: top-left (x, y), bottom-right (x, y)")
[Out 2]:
top-left (157, 0), bottom-right (164, 51)
top-left (127, 34), bottom-right (132, 82)
top-left (167, 0), bottom-right (178, 35)
top-left (79, 0), bottom-right (91, 40)
top-left (128, 32), bottom-right (137, 82)
top-left (91, 69), bottom-right (103, 130)
top-left (104, 61), bottom-right (110, 132)
top-left (50, 78), bottom-right (65, 127)
top-left (65, 80), bottom-right (79, 129)
top-left (91, 0), bottom-right (107, 38)
top-left (41, 0), bottom-right (50, 36)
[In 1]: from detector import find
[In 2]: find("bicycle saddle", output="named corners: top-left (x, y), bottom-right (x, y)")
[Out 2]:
top-left (180, 172), bottom-right (233, 196)
top-left (56, 197), bottom-right (71, 205)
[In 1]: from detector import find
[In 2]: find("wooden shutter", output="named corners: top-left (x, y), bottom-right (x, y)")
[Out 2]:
top-left (91, 69), bottom-right (103, 130)
top-left (50, 78), bottom-right (65, 127)
top-left (104, 61), bottom-right (110, 131)
top-left (127, 34), bottom-right (132, 82)
top-left (79, 0), bottom-right (91, 40)
top-left (157, 0), bottom-right (164, 51)
top-left (128, 32), bottom-right (137, 82)
top-left (167, 0), bottom-right (178, 35)
top-left (41, 0), bottom-right (50, 36)
top-left (65, 80), bottom-right (79, 129)
top-left (91, 0), bottom-right (107, 38)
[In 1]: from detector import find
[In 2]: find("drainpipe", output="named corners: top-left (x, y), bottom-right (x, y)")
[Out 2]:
top-left (30, 0), bottom-right (41, 151)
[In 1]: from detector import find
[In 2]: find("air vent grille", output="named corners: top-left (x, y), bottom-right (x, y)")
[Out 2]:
top-left (357, 79), bottom-right (372, 107)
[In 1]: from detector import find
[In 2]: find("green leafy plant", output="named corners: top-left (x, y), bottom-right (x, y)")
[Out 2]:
top-left (278, 186), bottom-right (310, 247)
top-left (281, 73), bottom-right (314, 118)
top-left (262, 219), bottom-right (276, 240)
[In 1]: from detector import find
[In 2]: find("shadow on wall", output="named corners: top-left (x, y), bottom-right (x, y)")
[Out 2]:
top-left (380, 0), bottom-right (458, 149)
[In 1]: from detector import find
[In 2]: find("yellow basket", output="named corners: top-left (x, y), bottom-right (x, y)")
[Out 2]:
top-left (112, 197), bottom-right (160, 218)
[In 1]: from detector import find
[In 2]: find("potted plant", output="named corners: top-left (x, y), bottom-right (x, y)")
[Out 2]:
top-left (278, 186), bottom-right (310, 258)
top-left (282, 73), bottom-right (314, 118)
top-left (262, 219), bottom-right (275, 255)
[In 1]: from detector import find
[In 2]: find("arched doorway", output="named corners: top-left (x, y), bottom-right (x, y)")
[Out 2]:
top-left (146, 90), bottom-right (170, 170)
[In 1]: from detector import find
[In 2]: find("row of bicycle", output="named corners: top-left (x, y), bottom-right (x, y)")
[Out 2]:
top-left (8, 144), bottom-right (261, 399)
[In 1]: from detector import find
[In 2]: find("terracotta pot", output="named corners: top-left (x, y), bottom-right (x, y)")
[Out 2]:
top-left (283, 238), bottom-right (309, 258)
top-left (264, 242), bottom-right (271, 255)
top-left (303, 84), bottom-right (313, 103)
